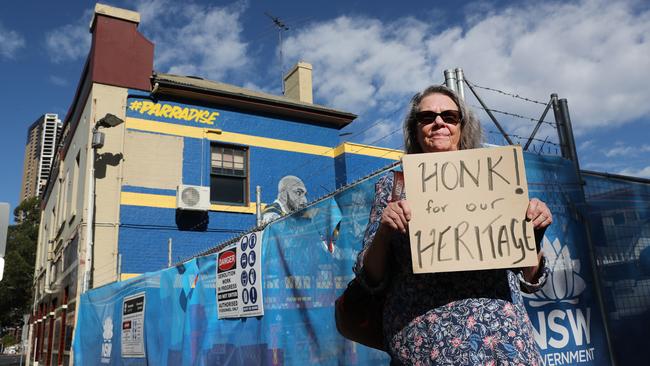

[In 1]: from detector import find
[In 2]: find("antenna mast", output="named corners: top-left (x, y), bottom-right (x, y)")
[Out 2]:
top-left (265, 12), bottom-right (289, 93)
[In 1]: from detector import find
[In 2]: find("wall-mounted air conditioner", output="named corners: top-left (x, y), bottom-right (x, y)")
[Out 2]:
top-left (176, 185), bottom-right (210, 211)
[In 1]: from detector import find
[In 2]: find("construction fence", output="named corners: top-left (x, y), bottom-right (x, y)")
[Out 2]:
top-left (72, 152), bottom-right (650, 365)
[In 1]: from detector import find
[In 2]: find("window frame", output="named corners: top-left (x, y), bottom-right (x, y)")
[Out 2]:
top-left (209, 142), bottom-right (249, 206)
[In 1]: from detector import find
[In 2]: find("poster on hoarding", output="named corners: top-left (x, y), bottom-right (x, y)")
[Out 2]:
top-left (216, 245), bottom-right (239, 319)
top-left (402, 145), bottom-right (538, 273)
top-left (216, 230), bottom-right (265, 318)
top-left (121, 292), bottom-right (145, 358)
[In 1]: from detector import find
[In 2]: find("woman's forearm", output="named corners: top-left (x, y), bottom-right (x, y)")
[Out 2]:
top-left (522, 251), bottom-right (544, 283)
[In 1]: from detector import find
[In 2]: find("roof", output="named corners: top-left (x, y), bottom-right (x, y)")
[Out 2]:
top-left (151, 73), bottom-right (357, 129)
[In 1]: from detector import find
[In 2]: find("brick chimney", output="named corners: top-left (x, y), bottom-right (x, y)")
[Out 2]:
top-left (283, 62), bottom-right (313, 103)
top-left (88, 3), bottom-right (154, 91)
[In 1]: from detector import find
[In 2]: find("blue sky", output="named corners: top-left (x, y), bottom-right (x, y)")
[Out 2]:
top-left (1, 0), bottom-right (649, 216)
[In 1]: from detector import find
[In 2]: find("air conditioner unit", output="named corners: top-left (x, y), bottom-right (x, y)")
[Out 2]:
top-left (176, 185), bottom-right (211, 211)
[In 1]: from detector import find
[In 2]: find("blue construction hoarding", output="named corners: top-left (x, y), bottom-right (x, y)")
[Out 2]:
top-left (74, 153), bottom-right (612, 365)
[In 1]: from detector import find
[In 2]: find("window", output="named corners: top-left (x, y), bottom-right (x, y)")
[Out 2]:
top-left (210, 144), bottom-right (248, 205)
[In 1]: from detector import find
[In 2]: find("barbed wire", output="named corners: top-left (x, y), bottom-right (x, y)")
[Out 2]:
top-left (485, 130), bottom-right (561, 147)
top-left (485, 131), bottom-right (562, 155)
top-left (469, 104), bottom-right (557, 127)
top-left (465, 80), bottom-right (548, 106)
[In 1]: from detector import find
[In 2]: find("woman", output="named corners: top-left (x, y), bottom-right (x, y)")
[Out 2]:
top-left (354, 85), bottom-right (552, 365)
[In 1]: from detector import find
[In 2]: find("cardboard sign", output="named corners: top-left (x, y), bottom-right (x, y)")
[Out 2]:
top-left (402, 145), bottom-right (537, 273)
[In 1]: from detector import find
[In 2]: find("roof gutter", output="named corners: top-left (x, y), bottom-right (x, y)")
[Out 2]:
top-left (151, 76), bottom-right (356, 129)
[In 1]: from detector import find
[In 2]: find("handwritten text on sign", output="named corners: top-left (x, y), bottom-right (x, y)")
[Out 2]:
top-left (402, 146), bottom-right (537, 274)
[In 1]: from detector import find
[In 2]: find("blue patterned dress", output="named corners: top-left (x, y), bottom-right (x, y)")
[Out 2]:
top-left (354, 172), bottom-right (550, 365)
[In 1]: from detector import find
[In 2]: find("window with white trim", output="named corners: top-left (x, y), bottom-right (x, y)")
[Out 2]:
top-left (210, 143), bottom-right (248, 205)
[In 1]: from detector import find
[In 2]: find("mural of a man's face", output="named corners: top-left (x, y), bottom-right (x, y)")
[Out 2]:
top-left (278, 176), bottom-right (307, 212)
top-left (286, 184), bottom-right (307, 211)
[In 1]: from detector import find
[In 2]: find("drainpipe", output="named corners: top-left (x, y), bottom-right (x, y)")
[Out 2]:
top-left (82, 137), bottom-right (96, 293)
top-left (256, 186), bottom-right (262, 226)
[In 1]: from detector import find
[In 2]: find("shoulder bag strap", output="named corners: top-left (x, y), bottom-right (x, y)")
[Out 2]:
top-left (392, 170), bottom-right (404, 202)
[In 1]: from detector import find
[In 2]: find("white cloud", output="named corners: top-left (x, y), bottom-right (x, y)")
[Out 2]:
top-left (49, 75), bottom-right (68, 86)
top-left (0, 22), bottom-right (25, 58)
top-left (450, 0), bottom-right (650, 134)
top-left (284, 16), bottom-right (435, 114)
top-left (578, 139), bottom-right (595, 151)
top-left (359, 118), bottom-right (402, 147)
top-left (618, 166), bottom-right (650, 179)
top-left (137, 0), bottom-right (251, 82)
top-left (133, 0), bottom-right (169, 24)
top-left (604, 144), bottom-right (650, 157)
top-left (45, 10), bottom-right (92, 63)
top-left (284, 0), bottom-right (650, 136)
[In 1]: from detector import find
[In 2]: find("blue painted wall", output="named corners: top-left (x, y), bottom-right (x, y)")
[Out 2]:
top-left (118, 93), bottom-right (391, 274)
top-left (340, 153), bottom-right (396, 186)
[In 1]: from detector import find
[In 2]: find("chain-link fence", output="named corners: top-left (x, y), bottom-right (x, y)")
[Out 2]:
top-left (583, 171), bottom-right (650, 365)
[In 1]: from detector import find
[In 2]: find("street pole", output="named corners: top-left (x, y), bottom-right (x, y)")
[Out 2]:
top-left (168, 238), bottom-right (172, 267)
top-left (117, 253), bottom-right (122, 281)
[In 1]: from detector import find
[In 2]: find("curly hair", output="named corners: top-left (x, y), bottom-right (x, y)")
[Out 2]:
top-left (403, 85), bottom-right (483, 154)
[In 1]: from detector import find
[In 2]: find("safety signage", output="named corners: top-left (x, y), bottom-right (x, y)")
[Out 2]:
top-left (121, 292), bottom-right (145, 358)
top-left (216, 230), bottom-right (264, 318)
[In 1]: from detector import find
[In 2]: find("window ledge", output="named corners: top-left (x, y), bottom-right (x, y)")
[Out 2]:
top-left (210, 202), bottom-right (260, 214)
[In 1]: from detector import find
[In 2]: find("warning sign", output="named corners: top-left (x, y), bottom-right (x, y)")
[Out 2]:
top-left (216, 229), bottom-right (265, 318)
top-left (121, 292), bottom-right (145, 358)
top-left (216, 248), bottom-right (239, 318)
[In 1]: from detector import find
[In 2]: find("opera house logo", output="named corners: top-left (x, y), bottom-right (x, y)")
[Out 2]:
top-left (523, 237), bottom-right (586, 307)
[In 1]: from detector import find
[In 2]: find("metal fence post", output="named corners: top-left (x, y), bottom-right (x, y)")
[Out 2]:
top-left (558, 98), bottom-right (618, 366)
top-left (551, 94), bottom-right (571, 159)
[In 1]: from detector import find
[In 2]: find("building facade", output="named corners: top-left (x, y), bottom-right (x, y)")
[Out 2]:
top-left (28, 4), bottom-right (399, 365)
top-left (19, 114), bottom-right (62, 202)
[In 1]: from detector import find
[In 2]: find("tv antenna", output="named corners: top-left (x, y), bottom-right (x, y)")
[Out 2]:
top-left (265, 12), bottom-right (290, 93)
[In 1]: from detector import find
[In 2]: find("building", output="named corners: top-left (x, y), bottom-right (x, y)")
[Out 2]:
top-left (28, 4), bottom-right (399, 365)
top-left (19, 114), bottom-right (62, 202)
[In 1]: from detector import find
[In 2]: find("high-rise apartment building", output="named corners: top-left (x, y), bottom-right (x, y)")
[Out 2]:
top-left (19, 113), bottom-right (62, 202)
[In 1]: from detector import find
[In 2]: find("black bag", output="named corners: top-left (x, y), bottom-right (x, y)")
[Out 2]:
top-left (334, 171), bottom-right (403, 351)
top-left (334, 278), bottom-right (386, 350)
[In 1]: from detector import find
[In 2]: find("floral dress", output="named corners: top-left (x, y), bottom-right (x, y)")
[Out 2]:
top-left (354, 172), bottom-right (550, 366)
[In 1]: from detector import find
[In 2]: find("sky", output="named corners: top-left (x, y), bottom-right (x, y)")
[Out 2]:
top-left (1, 0), bottom-right (650, 216)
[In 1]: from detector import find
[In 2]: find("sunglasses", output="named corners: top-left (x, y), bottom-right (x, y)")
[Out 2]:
top-left (415, 110), bottom-right (462, 125)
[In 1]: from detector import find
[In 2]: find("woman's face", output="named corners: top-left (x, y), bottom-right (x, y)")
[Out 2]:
top-left (416, 93), bottom-right (462, 153)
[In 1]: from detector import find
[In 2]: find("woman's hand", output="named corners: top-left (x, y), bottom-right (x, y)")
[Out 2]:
top-left (363, 200), bottom-right (411, 284)
top-left (526, 198), bottom-right (552, 230)
top-left (523, 198), bottom-right (552, 284)
top-left (380, 200), bottom-right (412, 234)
